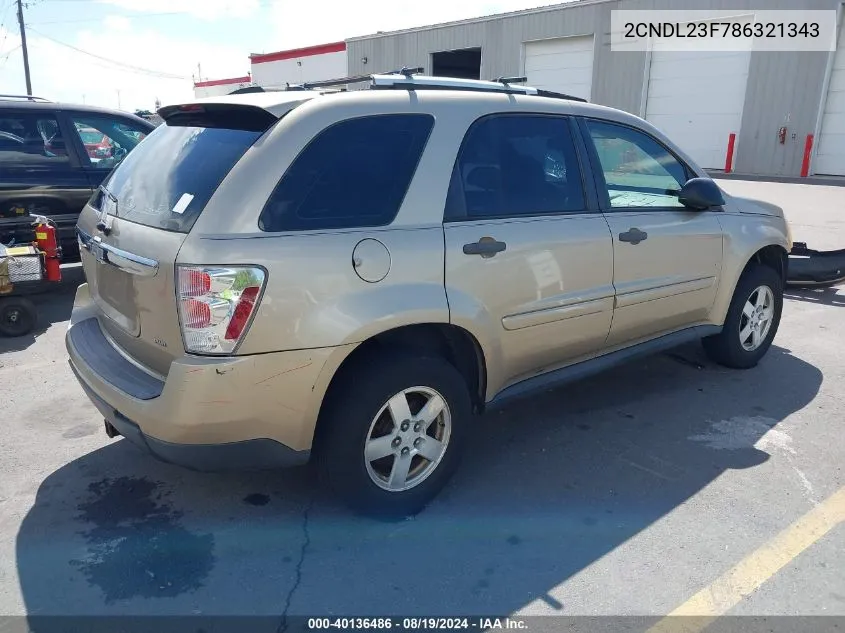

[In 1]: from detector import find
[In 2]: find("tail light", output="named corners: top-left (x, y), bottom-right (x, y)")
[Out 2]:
top-left (176, 265), bottom-right (266, 354)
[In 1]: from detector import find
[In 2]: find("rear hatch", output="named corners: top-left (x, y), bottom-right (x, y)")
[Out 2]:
top-left (76, 102), bottom-right (281, 376)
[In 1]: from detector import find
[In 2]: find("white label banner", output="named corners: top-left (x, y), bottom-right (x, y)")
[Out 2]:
top-left (611, 10), bottom-right (838, 52)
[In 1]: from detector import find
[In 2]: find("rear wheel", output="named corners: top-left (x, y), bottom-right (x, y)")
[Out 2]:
top-left (702, 264), bottom-right (783, 369)
top-left (0, 297), bottom-right (37, 337)
top-left (316, 353), bottom-right (472, 519)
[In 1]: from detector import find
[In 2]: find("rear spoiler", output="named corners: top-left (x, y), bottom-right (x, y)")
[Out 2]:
top-left (156, 103), bottom-right (279, 132)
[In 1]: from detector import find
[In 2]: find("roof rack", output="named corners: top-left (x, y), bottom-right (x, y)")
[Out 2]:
top-left (0, 94), bottom-right (52, 103)
top-left (289, 70), bottom-right (588, 102)
top-left (299, 66), bottom-right (425, 90)
top-left (223, 70), bottom-right (589, 102)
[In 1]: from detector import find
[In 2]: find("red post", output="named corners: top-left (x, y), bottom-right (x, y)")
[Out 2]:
top-left (724, 133), bottom-right (736, 173)
top-left (801, 134), bottom-right (814, 177)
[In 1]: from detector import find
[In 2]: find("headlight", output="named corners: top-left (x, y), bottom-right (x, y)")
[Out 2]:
top-left (785, 219), bottom-right (793, 251)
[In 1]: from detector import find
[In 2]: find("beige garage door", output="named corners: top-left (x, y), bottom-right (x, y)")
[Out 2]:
top-left (644, 17), bottom-right (753, 170)
top-left (523, 35), bottom-right (594, 101)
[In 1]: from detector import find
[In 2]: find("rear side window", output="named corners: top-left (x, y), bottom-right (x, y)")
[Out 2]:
top-left (97, 123), bottom-right (263, 233)
top-left (0, 112), bottom-right (69, 167)
top-left (445, 114), bottom-right (585, 221)
top-left (259, 114), bottom-right (434, 232)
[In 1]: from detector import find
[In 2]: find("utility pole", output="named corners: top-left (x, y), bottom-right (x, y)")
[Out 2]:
top-left (197, 62), bottom-right (201, 83)
top-left (16, 0), bottom-right (32, 96)
top-left (116, 89), bottom-right (121, 109)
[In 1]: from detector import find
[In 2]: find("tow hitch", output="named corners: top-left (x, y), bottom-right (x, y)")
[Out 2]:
top-left (787, 242), bottom-right (845, 288)
top-left (104, 420), bottom-right (122, 438)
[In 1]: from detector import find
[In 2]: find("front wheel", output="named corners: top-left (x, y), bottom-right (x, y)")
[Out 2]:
top-left (315, 353), bottom-right (472, 519)
top-left (702, 263), bottom-right (783, 369)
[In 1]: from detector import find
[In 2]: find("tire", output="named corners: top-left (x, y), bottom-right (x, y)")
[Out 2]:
top-left (702, 263), bottom-right (783, 369)
top-left (0, 297), bottom-right (37, 337)
top-left (315, 352), bottom-right (472, 519)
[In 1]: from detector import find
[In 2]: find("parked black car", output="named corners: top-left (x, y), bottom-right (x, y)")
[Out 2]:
top-left (0, 95), bottom-right (155, 262)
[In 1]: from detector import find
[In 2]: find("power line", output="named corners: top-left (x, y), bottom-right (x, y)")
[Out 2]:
top-left (0, 41), bottom-right (20, 66)
top-left (35, 0), bottom-right (277, 3)
top-left (26, 26), bottom-right (191, 79)
top-left (0, 0), bottom-right (14, 52)
top-left (1, 0), bottom-right (13, 26)
top-left (29, 11), bottom-right (183, 24)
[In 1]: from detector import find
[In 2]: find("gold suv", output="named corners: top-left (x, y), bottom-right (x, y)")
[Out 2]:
top-left (66, 73), bottom-right (791, 517)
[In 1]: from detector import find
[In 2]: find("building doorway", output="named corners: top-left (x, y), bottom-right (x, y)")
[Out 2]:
top-left (431, 48), bottom-right (481, 80)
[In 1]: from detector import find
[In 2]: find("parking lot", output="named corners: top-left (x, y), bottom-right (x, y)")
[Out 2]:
top-left (0, 179), bottom-right (843, 626)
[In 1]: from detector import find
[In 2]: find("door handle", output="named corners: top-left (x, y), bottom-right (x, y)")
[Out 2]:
top-left (77, 227), bottom-right (159, 277)
top-left (463, 237), bottom-right (507, 258)
top-left (619, 228), bottom-right (648, 245)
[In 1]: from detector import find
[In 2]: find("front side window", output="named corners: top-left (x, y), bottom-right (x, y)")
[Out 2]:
top-left (0, 112), bottom-right (69, 167)
top-left (69, 115), bottom-right (149, 170)
top-left (586, 120), bottom-right (689, 209)
top-left (446, 114), bottom-right (585, 221)
top-left (259, 114), bottom-right (435, 232)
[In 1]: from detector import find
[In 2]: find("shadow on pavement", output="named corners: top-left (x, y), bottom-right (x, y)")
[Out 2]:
top-left (784, 285), bottom-right (845, 308)
top-left (16, 342), bottom-right (822, 623)
top-left (0, 266), bottom-right (84, 354)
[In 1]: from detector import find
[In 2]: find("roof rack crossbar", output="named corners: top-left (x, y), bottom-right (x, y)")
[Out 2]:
top-left (302, 73), bottom-right (374, 89)
top-left (494, 76), bottom-right (528, 84)
top-left (384, 66), bottom-right (425, 77)
top-left (299, 67), bottom-right (425, 90)
top-left (371, 73), bottom-right (541, 95)
top-left (0, 94), bottom-right (52, 102)
top-left (535, 89), bottom-right (588, 103)
top-left (374, 82), bottom-right (534, 97)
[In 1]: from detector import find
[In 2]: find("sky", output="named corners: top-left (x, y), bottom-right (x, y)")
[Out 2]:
top-left (0, 0), bottom-right (566, 113)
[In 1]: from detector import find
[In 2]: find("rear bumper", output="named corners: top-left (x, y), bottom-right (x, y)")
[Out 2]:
top-left (65, 283), bottom-right (349, 471)
top-left (787, 242), bottom-right (845, 287)
top-left (71, 364), bottom-right (310, 472)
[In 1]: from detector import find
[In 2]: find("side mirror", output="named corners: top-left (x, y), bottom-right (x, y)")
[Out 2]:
top-left (677, 177), bottom-right (725, 211)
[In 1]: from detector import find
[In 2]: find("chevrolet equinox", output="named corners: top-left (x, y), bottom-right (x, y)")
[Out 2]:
top-left (66, 73), bottom-right (791, 517)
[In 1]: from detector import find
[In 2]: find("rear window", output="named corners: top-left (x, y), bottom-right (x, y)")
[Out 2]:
top-left (258, 114), bottom-right (434, 232)
top-left (97, 123), bottom-right (264, 233)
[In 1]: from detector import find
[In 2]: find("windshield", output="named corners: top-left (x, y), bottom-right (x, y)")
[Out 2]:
top-left (100, 123), bottom-right (264, 233)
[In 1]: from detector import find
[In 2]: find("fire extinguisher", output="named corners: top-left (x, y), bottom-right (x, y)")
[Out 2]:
top-left (32, 215), bottom-right (62, 282)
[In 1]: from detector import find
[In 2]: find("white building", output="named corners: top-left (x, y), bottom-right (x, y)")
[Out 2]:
top-left (347, 0), bottom-right (845, 178)
top-left (249, 41), bottom-right (347, 88)
top-left (193, 75), bottom-right (254, 99)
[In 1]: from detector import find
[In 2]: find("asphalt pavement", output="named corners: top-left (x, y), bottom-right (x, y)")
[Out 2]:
top-left (0, 179), bottom-right (843, 630)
